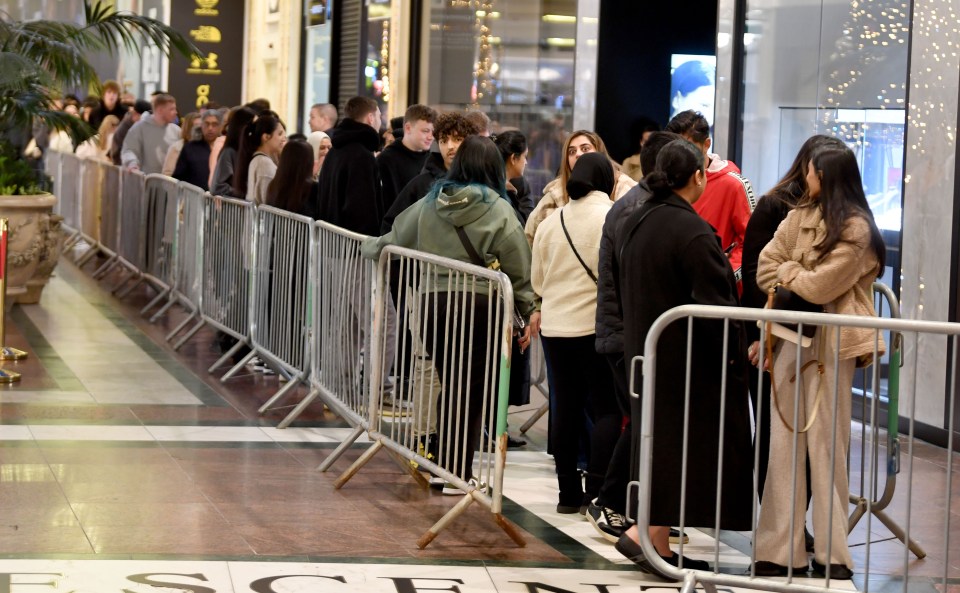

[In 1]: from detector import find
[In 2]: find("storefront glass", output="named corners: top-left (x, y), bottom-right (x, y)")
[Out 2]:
top-left (301, 0), bottom-right (334, 125)
top-left (738, 0), bottom-right (910, 400)
top-left (363, 0), bottom-right (392, 111)
top-left (421, 0), bottom-right (579, 196)
top-left (740, 0), bottom-right (909, 235)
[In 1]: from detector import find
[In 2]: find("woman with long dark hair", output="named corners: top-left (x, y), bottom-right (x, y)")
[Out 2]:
top-left (233, 110), bottom-right (286, 204)
top-left (266, 140), bottom-right (318, 219)
top-left (754, 145), bottom-right (886, 579)
top-left (210, 106), bottom-right (255, 197)
top-left (615, 138), bottom-right (754, 576)
top-left (494, 130), bottom-right (533, 222)
top-left (362, 136), bottom-right (537, 489)
top-left (742, 135), bottom-right (847, 512)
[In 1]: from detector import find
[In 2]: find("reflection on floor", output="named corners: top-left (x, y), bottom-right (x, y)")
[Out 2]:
top-left (0, 260), bottom-right (953, 592)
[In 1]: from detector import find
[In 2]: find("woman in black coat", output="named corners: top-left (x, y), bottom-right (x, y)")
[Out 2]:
top-left (615, 139), bottom-right (754, 576)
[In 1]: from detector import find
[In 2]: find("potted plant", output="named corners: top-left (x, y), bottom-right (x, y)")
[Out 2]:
top-left (0, 1), bottom-right (196, 302)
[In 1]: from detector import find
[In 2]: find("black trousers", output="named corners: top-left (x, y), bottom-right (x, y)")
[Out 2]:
top-left (541, 334), bottom-right (621, 507)
top-left (424, 292), bottom-right (493, 481)
top-left (596, 352), bottom-right (632, 514)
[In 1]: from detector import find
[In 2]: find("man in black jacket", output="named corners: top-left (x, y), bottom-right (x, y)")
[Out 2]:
top-left (317, 96), bottom-right (382, 235)
top-left (172, 109), bottom-right (224, 191)
top-left (379, 112), bottom-right (480, 234)
top-left (376, 104), bottom-right (436, 214)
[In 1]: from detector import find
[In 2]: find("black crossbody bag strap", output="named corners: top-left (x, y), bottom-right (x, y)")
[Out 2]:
top-left (560, 210), bottom-right (598, 285)
top-left (454, 226), bottom-right (485, 267)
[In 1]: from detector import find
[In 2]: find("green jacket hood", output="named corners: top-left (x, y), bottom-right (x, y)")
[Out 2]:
top-left (433, 184), bottom-right (498, 228)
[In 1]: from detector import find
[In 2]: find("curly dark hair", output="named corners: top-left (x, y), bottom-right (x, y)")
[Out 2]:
top-left (434, 112), bottom-right (480, 143)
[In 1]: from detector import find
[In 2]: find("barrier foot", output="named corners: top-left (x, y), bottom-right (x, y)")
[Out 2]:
top-left (417, 492), bottom-right (476, 549)
top-left (210, 339), bottom-right (249, 374)
top-left (493, 513), bottom-right (527, 547)
top-left (139, 287), bottom-right (171, 317)
top-left (172, 319), bottom-right (205, 351)
top-left (277, 387), bottom-right (322, 429)
top-left (75, 244), bottom-right (100, 267)
top-left (334, 440), bottom-right (383, 489)
top-left (146, 294), bottom-right (176, 322)
top-left (91, 255), bottom-right (119, 279)
top-left (61, 231), bottom-right (82, 253)
top-left (847, 498), bottom-right (868, 533)
top-left (0, 346), bottom-right (27, 361)
top-left (114, 274), bottom-right (143, 298)
top-left (0, 367), bottom-right (21, 383)
top-left (873, 508), bottom-right (927, 559)
top-left (221, 350), bottom-right (257, 382)
top-left (680, 572), bottom-right (702, 593)
top-left (258, 373), bottom-right (304, 414)
top-left (385, 447), bottom-right (430, 489)
top-left (166, 311), bottom-right (198, 342)
top-left (318, 424), bottom-right (366, 472)
top-left (519, 401), bottom-right (549, 434)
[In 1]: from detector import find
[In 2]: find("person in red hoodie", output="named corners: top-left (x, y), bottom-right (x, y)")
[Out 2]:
top-left (665, 110), bottom-right (756, 284)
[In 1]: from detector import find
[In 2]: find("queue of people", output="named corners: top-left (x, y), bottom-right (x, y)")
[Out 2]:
top-left (32, 90), bottom-right (886, 581)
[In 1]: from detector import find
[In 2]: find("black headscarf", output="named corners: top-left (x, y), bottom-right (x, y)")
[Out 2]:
top-left (566, 152), bottom-right (615, 200)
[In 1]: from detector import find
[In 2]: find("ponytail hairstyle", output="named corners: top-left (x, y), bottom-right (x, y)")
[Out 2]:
top-left (233, 110), bottom-right (284, 197)
top-left (643, 138), bottom-right (705, 199)
top-left (808, 145), bottom-right (886, 272)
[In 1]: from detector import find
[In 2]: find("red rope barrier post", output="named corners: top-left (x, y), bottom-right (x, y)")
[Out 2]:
top-left (0, 218), bottom-right (25, 382)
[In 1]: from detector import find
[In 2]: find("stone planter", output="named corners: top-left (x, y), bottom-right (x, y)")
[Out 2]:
top-left (0, 194), bottom-right (59, 304)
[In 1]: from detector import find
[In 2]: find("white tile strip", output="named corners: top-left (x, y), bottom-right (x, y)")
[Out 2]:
top-left (20, 275), bottom-right (203, 406)
top-left (0, 560), bottom-right (858, 592)
top-left (0, 424), bottom-right (371, 445)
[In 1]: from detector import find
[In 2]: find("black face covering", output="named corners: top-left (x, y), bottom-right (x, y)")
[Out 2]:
top-left (566, 152), bottom-right (615, 200)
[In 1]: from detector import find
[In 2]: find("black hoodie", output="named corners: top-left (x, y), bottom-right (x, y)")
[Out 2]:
top-left (316, 118), bottom-right (383, 236)
top-left (380, 150), bottom-right (446, 234)
top-left (376, 140), bottom-right (429, 215)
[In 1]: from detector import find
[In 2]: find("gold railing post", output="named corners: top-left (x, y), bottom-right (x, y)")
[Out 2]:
top-left (0, 218), bottom-right (25, 383)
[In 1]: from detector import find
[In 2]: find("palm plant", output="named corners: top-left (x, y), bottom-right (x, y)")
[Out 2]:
top-left (0, 1), bottom-right (197, 193)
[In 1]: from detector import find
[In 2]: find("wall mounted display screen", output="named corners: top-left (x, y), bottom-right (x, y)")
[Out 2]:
top-left (670, 54), bottom-right (716, 127)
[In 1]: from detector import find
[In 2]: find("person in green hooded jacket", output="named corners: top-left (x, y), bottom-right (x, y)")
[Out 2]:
top-left (362, 135), bottom-right (537, 484)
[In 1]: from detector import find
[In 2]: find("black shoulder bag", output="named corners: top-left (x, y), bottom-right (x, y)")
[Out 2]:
top-left (453, 225), bottom-right (526, 330)
top-left (559, 210), bottom-right (598, 285)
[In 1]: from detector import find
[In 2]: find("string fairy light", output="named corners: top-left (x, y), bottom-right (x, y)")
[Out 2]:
top-left (380, 19), bottom-right (390, 103)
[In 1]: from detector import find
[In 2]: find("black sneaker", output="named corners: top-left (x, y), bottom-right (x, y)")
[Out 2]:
top-left (586, 500), bottom-right (626, 543)
top-left (506, 434), bottom-right (527, 448)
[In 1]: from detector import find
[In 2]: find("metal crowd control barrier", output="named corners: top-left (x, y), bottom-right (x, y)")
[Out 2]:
top-left (107, 168), bottom-right (146, 295)
top-left (631, 296), bottom-right (948, 593)
top-left (194, 194), bottom-right (254, 369)
top-left (57, 152), bottom-right (82, 249)
top-left (328, 245), bottom-right (525, 549)
top-left (73, 158), bottom-right (104, 266)
top-left (137, 175), bottom-right (178, 318)
top-left (44, 150), bottom-right (62, 211)
top-left (847, 282), bottom-right (924, 557)
top-left (281, 221), bottom-right (373, 429)
top-left (518, 337), bottom-right (549, 434)
top-left (222, 206), bottom-right (313, 410)
top-left (155, 182), bottom-right (205, 333)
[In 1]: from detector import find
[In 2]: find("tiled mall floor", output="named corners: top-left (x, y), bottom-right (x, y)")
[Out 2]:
top-left (0, 259), bottom-right (954, 591)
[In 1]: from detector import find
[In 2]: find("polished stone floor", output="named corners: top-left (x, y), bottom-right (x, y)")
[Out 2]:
top-left (0, 258), bottom-right (954, 592)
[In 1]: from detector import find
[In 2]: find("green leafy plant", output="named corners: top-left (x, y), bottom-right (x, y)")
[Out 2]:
top-left (0, 1), bottom-right (198, 193)
top-left (0, 143), bottom-right (46, 195)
